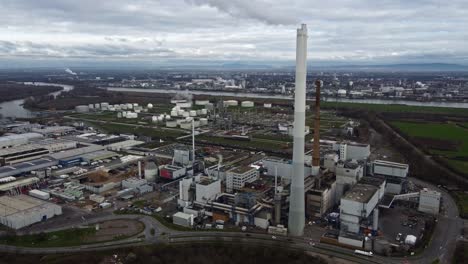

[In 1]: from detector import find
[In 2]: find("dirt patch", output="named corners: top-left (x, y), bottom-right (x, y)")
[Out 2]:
top-left (84, 219), bottom-right (144, 243)
top-left (413, 136), bottom-right (460, 152)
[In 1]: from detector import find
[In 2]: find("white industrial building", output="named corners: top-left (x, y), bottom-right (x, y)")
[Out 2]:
top-left (122, 177), bottom-right (153, 194)
top-left (262, 157), bottom-right (311, 181)
top-left (371, 160), bottom-right (409, 194)
top-left (195, 177), bottom-right (221, 203)
top-left (226, 166), bottom-right (259, 193)
top-left (335, 160), bottom-right (364, 202)
top-left (333, 142), bottom-right (370, 161)
top-left (0, 133), bottom-right (43, 149)
top-left (0, 195), bottom-right (62, 229)
top-left (106, 140), bottom-right (144, 151)
top-left (32, 126), bottom-right (75, 137)
top-left (173, 212), bottom-right (194, 227)
top-left (323, 153), bottom-right (339, 172)
top-left (418, 188), bottom-right (441, 215)
top-left (340, 183), bottom-right (380, 234)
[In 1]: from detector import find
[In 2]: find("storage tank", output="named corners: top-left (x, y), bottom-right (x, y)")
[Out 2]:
top-left (201, 109), bottom-right (208, 115)
top-left (176, 102), bottom-right (192, 108)
top-left (94, 103), bottom-right (100, 109)
top-left (179, 121), bottom-right (192, 130)
top-left (195, 100), bottom-right (210, 106)
top-left (114, 105), bottom-right (121, 110)
top-left (133, 103), bottom-right (139, 107)
top-left (196, 110), bottom-right (202, 115)
top-left (122, 111), bottom-right (127, 117)
top-left (182, 112), bottom-right (190, 117)
top-left (88, 104), bottom-right (94, 109)
top-left (166, 120), bottom-right (178, 127)
top-left (100, 102), bottom-right (109, 108)
top-left (223, 100), bottom-right (238, 107)
top-left (117, 112), bottom-right (123, 118)
top-left (144, 162), bottom-right (158, 182)
top-left (75, 105), bottom-right (89, 113)
top-left (189, 110), bottom-right (197, 117)
top-left (122, 104), bottom-right (128, 110)
top-left (134, 109), bottom-right (141, 113)
top-left (241, 101), bottom-right (254, 107)
top-left (171, 110), bottom-right (178, 117)
top-left (178, 110), bottom-right (185, 116)
top-left (151, 116), bottom-right (158, 122)
top-left (158, 115), bottom-right (164, 121)
top-left (176, 119), bottom-right (184, 125)
top-left (264, 103), bottom-right (272, 108)
top-left (126, 103), bottom-right (133, 109)
top-left (165, 115), bottom-right (171, 120)
top-left (147, 103), bottom-right (153, 109)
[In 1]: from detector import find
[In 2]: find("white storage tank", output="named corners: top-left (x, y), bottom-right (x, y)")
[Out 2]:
top-left (241, 101), bottom-right (254, 107)
top-left (171, 111), bottom-right (178, 117)
top-left (176, 102), bottom-right (192, 108)
top-left (189, 110), bottom-right (197, 117)
top-left (166, 120), bottom-right (178, 128)
top-left (180, 121), bottom-right (192, 130)
top-left (134, 109), bottom-right (141, 113)
top-left (75, 105), bottom-right (89, 113)
top-left (195, 100), bottom-right (210, 106)
top-left (133, 103), bottom-right (139, 107)
top-left (158, 115), bottom-right (164, 121)
top-left (94, 103), bottom-right (100, 109)
top-left (223, 100), bottom-right (238, 107)
top-left (178, 110), bottom-right (185, 116)
top-left (165, 115), bottom-right (171, 120)
top-left (182, 112), bottom-right (190, 117)
top-left (147, 103), bottom-right (153, 109)
top-left (151, 116), bottom-right (158, 122)
top-left (122, 104), bottom-right (128, 110)
top-left (201, 109), bottom-right (208, 115)
top-left (122, 111), bottom-right (127, 117)
top-left (100, 102), bottom-right (109, 108)
top-left (117, 112), bottom-right (123, 118)
top-left (126, 103), bottom-right (133, 109)
top-left (88, 104), bottom-right (94, 109)
top-left (264, 103), bottom-right (272, 108)
top-left (144, 162), bottom-right (158, 182)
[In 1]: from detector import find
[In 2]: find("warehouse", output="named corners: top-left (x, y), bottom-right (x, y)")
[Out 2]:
top-left (81, 150), bottom-right (118, 163)
top-left (34, 139), bottom-right (77, 152)
top-left (106, 140), bottom-right (144, 151)
top-left (0, 144), bottom-right (50, 165)
top-left (0, 157), bottom-right (58, 178)
top-left (32, 126), bottom-right (75, 137)
top-left (0, 133), bottom-right (43, 149)
top-left (0, 195), bottom-right (62, 229)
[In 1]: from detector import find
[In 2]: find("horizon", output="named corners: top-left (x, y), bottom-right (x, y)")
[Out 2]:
top-left (1, 0), bottom-right (467, 67)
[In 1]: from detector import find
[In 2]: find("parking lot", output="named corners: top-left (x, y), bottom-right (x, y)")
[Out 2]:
top-left (379, 205), bottom-right (427, 244)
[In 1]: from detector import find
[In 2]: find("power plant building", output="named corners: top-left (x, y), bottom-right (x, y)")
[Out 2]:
top-left (226, 166), bottom-right (259, 193)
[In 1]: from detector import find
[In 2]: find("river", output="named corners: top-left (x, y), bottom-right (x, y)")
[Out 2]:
top-left (106, 87), bottom-right (468, 109)
top-left (0, 83), bottom-right (74, 119)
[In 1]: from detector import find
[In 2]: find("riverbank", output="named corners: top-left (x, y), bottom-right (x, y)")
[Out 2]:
top-left (0, 82), bottom-right (61, 103)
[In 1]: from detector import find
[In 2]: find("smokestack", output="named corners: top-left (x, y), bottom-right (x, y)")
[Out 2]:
top-left (312, 80), bottom-right (322, 176)
top-left (288, 24), bottom-right (308, 237)
top-left (138, 160), bottom-right (142, 179)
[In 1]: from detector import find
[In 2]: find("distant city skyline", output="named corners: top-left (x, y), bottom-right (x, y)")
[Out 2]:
top-left (1, 0), bottom-right (467, 66)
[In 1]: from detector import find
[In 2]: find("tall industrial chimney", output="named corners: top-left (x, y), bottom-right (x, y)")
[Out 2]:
top-left (312, 80), bottom-right (322, 176)
top-left (288, 24), bottom-right (308, 236)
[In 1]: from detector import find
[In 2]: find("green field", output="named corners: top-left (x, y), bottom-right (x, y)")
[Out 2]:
top-left (87, 121), bottom-right (186, 139)
top-left (390, 121), bottom-right (468, 173)
top-left (322, 101), bottom-right (468, 116)
top-left (0, 228), bottom-right (95, 247)
top-left (454, 192), bottom-right (468, 218)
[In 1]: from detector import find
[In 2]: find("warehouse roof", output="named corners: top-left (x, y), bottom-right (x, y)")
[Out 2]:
top-left (0, 195), bottom-right (57, 217)
top-left (343, 184), bottom-right (378, 203)
top-left (0, 133), bottom-right (43, 144)
top-left (0, 177), bottom-right (40, 192)
top-left (373, 160), bottom-right (409, 169)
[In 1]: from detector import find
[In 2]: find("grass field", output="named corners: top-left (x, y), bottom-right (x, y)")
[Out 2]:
top-left (0, 228), bottom-right (96, 247)
top-left (87, 121), bottom-right (186, 139)
top-left (390, 121), bottom-right (468, 173)
top-left (322, 101), bottom-right (468, 116)
top-left (454, 192), bottom-right (468, 218)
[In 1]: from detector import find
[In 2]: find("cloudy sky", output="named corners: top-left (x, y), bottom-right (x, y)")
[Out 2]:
top-left (1, 0), bottom-right (467, 66)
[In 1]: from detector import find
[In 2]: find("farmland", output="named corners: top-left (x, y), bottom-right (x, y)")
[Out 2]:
top-left (390, 121), bottom-right (468, 174)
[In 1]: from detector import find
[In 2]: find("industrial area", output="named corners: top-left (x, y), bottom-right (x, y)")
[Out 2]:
top-left (0, 24), bottom-right (463, 264)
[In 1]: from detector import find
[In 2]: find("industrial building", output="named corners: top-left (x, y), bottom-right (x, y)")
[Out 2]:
top-left (0, 195), bottom-right (62, 229)
top-left (160, 165), bottom-right (186, 180)
top-left (333, 142), bottom-right (370, 161)
top-left (195, 177), bottom-right (221, 203)
top-left (0, 133), bottom-right (43, 149)
top-left (418, 188), bottom-right (441, 215)
top-left (32, 126), bottom-right (75, 137)
top-left (226, 166), bottom-right (258, 193)
top-left (371, 160), bottom-right (409, 194)
top-left (0, 144), bottom-right (50, 165)
top-left (306, 173), bottom-right (337, 219)
top-left (335, 160), bottom-right (364, 202)
top-left (261, 157), bottom-right (311, 181)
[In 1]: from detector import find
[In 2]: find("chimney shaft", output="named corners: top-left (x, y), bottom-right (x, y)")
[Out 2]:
top-left (312, 80), bottom-right (321, 172)
top-left (288, 24), bottom-right (307, 237)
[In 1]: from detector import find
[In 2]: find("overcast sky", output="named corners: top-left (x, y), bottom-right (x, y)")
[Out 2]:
top-left (1, 0), bottom-right (467, 66)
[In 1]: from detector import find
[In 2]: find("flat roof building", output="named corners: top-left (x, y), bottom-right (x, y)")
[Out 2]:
top-left (226, 166), bottom-right (258, 193)
top-left (0, 195), bottom-right (62, 229)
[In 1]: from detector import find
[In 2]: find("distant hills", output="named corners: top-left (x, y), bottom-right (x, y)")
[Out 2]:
top-left (315, 63), bottom-right (468, 72)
